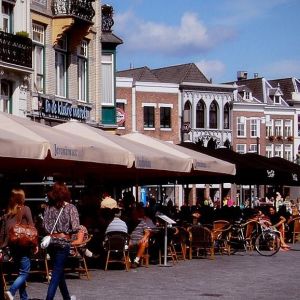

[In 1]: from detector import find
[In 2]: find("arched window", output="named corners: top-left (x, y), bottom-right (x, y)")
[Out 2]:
top-left (209, 101), bottom-right (218, 129)
top-left (183, 101), bottom-right (192, 123)
top-left (223, 103), bottom-right (230, 129)
top-left (196, 100), bottom-right (205, 128)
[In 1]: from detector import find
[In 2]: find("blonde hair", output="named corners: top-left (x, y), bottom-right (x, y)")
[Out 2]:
top-left (7, 188), bottom-right (26, 216)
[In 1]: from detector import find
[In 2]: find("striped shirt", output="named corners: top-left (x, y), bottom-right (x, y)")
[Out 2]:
top-left (130, 219), bottom-right (148, 244)
top-left (105, 217), bottom-right (128, 234)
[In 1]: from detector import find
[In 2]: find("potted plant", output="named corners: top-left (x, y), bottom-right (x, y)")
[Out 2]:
top-left (276, 135), bottom-right (283, 141)
top-left (15, 31), bottom-right (29, 38)
top-left (287, 136), bottom-right (294, 142)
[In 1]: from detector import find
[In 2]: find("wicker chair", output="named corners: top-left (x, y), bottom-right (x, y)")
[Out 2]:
top-left (187, 225), bottom-right (214, 259)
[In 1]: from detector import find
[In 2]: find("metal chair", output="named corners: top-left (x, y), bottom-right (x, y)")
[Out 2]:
top-left (104, 231), bottom-right (130, 271)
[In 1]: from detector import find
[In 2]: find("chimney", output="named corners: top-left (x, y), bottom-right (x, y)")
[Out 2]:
top-left (237, 71), bottom-right (248, 81)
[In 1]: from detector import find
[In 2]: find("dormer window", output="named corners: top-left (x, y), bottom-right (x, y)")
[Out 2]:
top-left (244, 91), bottom-right (251, 100)
top-left (273, 95), bottom-right (280, 104)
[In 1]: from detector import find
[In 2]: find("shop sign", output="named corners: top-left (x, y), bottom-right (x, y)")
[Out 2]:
top-left (41, 98), bottom-right (91, 121)
top-left (116, 107), bottom-right (126, 126)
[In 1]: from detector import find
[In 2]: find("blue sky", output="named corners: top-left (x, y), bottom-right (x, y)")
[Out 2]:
top-left (105, 0), bottom-right (300, 83)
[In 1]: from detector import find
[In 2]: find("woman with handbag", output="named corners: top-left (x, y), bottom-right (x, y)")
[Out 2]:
top-left (2, 188), bottom-right (38, 300)
top-left (43, 182), bottom-right (80, 300)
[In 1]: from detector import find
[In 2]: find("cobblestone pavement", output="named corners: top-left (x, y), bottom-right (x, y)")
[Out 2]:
top-left (20, 243), bottom-right (300, 300)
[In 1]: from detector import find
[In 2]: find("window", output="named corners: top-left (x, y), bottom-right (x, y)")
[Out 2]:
top-left (183, 101), bottom-right (191, 122)
top-left (236, 144), bottom-right (246, 154)
top-left (273, 95), bottom-right (280, 104)
top-left (237, 117), bottom-right (246, 137)
top-left (274, 145), bottom-right (283, 157)
top-left (101, 53), bottom-right (114, 105)
top-left (284, 120), bottom-right (292, 137)
top-left (209, 101), bottom-right (218, 129)
top-left (223, 104), bottom-right (230, 129)
top-left (32, 23), bottom-right (45, 93)
top-left (298, 115), bottom-right (300, 136)
top-left (2, 2), bottom-right (12, 33)
top-left (196, 100), bottom-right (205, 128)
top-left (144, 106), bottom-right (155, 128)
top-left (78, 40), bottom-right (88, 102)
top-left (160, 106), bottom-right (171, 129)
top-left (266, 145), bottom-right (273, 158)
top-left (249, 144), bottom-right (258, 154)
top-left (0, 80), bottom-right (11, 113)
top-left (284, 145), bottom-right (292, 161)
top-left (244, 91), bottom-right (250, 100)
top-left (274, 120), bottom-right (283, 136)
top-left (266, 122), bottom-right (273, 137)
top-left (250, 119), bottom-right (258, 137)
top-left (55, 36), bottom-right (67, 97)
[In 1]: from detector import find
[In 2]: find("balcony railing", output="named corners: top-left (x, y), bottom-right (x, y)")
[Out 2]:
top-left (0, 31), bottom-right (32, 68)
top-left (52, 0), bottom-right (95, 23)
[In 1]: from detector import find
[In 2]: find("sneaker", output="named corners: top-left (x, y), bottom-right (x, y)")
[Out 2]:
top-left (70, 296), bottom-right (77, 300)
top-left (4, 291), bottom-right (14, 300)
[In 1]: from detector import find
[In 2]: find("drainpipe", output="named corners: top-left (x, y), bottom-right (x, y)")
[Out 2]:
top-left (132, 85), bottom-right (136, 132)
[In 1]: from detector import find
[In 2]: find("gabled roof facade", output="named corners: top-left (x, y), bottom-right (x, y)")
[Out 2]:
top-left (269, 78), bottom-right (299, 102)
top-left (116, 66), bottom-right (160, 82)
top-left (117, 63), bottom-right (210, 85)
top-left (151, 63), bottom-right (210, 84)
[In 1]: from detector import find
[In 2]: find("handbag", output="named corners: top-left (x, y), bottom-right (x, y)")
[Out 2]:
top-left (8, 206), bottom-right (38, 248)
top-left (41, 206), bottom-right (64, 249)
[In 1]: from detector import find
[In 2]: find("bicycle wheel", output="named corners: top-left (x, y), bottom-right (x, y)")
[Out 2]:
top-left (255, 232), bottom-right (281, 256)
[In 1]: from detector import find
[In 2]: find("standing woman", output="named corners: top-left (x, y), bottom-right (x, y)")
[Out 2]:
top-left (43, 182), bottom-right (80, 300)
top-left (2, 188), bottom-right (38, 300)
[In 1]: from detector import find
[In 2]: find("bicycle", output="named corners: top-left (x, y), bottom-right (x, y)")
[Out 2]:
top-left (224, 218), bottom-right (281, 256)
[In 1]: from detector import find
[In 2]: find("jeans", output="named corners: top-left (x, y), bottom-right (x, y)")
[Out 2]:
top-left (9, 255), bottom-right (31, 300)
top-left (46, 244), bottom-right (71, 300)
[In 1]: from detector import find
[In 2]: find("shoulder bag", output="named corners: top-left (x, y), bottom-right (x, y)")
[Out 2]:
top-left (8, 206), bottom-right (38, 248)
top-left (41, 206), bottom-right (64, 249)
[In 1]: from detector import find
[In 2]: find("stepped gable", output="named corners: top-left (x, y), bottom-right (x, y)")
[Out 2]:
top-left (116, 66), bottom-right (160, 82)
top-left (151, 63), bottom-right (210, 84)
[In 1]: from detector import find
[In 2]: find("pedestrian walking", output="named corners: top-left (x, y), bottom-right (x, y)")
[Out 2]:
top-left (2, 188), bottom-right (38, 300)
top-left (43, 182), bottom-right (80, 300)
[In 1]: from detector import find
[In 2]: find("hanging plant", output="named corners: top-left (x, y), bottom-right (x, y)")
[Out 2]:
top-left (268, 135), bottom-right (275, 142)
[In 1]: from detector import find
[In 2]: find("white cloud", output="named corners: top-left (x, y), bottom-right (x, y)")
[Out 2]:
top-left (114, 12), bottom-right (236, 56)
top-left (263, 59), bottom-right (300, 78)
top-left (220, 0), bottom-right (293, 25)
top-left (195, 60), bottom-right (226, 82)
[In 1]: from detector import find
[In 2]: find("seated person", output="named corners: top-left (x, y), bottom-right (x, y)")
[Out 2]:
top-left (105, 208), bottom-right (128, 234)
top-left (71, 225), bottom-right (98, 258)
top-left (286, 205), bottom-right (300, 242)
top-left (129, 207), bottom-right (152, 268)
top-left (266, 206), bottom-right (290, 250)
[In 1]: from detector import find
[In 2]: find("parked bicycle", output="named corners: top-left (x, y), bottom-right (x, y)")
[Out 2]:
top-left (220, 218), bottom-right (281, 256)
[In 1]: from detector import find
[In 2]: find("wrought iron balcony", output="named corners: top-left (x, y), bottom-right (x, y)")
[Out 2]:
top-left (52, 0), bottom-right (95, 23)
top-left (0, 31), bottom-right (32, 69)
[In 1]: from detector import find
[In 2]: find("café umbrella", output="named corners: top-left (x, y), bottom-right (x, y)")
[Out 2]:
top-left (123, 132), bottom-right (236, 177)
top-left (0, 112), bottom-right (133, 167)
top-left (55, 121), bottom-right (193, 173)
